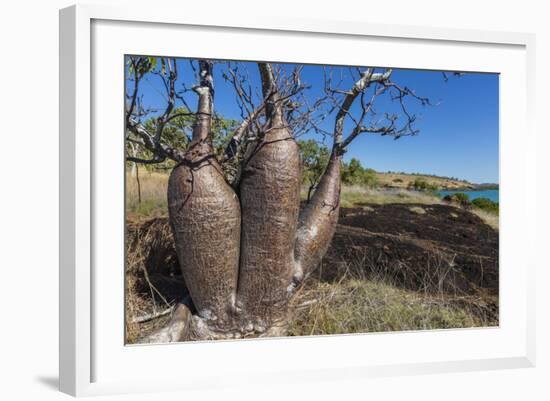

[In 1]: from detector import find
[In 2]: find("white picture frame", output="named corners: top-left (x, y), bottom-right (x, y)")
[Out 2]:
top-left (59, 3), bottom-right (536, 397)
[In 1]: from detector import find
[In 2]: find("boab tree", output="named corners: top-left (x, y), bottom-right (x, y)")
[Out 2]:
top-left (125, 57), bottom-right (431, 342)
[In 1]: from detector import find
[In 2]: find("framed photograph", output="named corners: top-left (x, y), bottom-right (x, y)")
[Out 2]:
top-left (59, 3), bottom-right (536, 396)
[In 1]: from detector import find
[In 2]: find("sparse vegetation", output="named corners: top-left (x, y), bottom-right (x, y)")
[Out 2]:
top-left (472, 197), bottom-right (499, 214)
top-left (127, 169), bottom-right (499, 229)
top-left (376, 171), bottom-right (475, 190)
top-left (126, 171), bottom-right (169, 219)
top-left (339, 186), bottom-right (440, 208)
top-left (410, 177), bottom-right (439, 192)
top-left (441, 193), bottom-right (499, 229)
top-left (471, 208), bottom-right (499, 230)
top-left (289, 279), bottom-right (491, 336)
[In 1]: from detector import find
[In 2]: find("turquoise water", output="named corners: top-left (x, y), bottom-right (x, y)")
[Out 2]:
top-left (438, 189), bottom-right (499, 202)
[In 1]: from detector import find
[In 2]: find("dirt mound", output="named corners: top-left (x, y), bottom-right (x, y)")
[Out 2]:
top-left (319, 204), bottom-right (498, 296)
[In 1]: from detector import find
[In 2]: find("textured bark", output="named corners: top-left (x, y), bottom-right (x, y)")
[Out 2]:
top-left (168, 61), bottom-right (241, 327)
top-left (139, 63), bottom-right (412, 343)
top-left (292, 69), bottom-right (384, 282)
top-left (294, 151), bottom-right (341, 282)
top-left (141, 304), bottom-right (192, 344)
top-left (236, 64), bottom-right (302, 328)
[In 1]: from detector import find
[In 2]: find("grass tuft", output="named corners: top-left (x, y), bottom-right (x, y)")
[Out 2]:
top-left (471, 208), bottom-right (499, 230)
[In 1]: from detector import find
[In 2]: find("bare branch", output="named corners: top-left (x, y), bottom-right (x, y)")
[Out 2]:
top-left (328, 66), bottom-right (434, 150)
top-left (126, 58), bottom-right (140, 128)
top-left (127, 118), bottom-right (185, 162)
top-left (332, 68), bottom-right (392, 151)
top-left (125, 57), bottom-right (189, 164)
top-left (126, 155), bottom-right (166, 165)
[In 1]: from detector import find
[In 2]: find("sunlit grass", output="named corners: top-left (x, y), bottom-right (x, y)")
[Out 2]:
top-left (125, 169), bottom-right (498, 229)
top-left (126, 170), bottom-right (169, 219)
top-left (471, 208), bottom-right (499, 230)
top-left (339, 185), bottom-right (442, 207)
top-left (289, 279), bottom-right (489, 336)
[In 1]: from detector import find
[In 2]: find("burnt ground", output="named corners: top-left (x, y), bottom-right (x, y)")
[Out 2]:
top-left (125, 203), bottom-right (498, 341)
top-left (319, 204), bottom-right (498, 297)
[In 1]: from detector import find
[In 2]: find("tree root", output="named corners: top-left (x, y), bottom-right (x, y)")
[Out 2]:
top-left (131, 306), bottom-right (174, 324)
top-left (140, 303), bottom-right (192, 344)
top-left (141, 304), bottom-right (290, 343)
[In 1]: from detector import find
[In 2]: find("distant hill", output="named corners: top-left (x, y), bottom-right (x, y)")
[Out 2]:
top-left (375, 171), bottom-right (476, 190)
top-left (475, 183), bottom-right (499, 190)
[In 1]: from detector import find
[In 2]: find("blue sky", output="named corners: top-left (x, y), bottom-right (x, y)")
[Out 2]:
top-left (127, 57), bottom-right (499, 184)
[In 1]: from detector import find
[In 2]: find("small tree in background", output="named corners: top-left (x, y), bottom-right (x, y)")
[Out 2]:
top-left (298, 140), bottom-right (330, 202)
top-left (342, 158), bottom-right (378, 187)
top-left (411, 177), bottom-right (437, 192)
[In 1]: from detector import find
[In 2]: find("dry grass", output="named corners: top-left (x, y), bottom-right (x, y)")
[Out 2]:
top-left (125, 171), bottom-right (497, 230)
top-left (409, 206), bottom-right (427, 215)
top-left (289, 280), bottom-right (489, 336)
top-left (471, 208), bottom-right (499, 230)
top-left (375, 171), bottom-right (473, 190)
top-left (126, 170), bottom-right (169, 219)
top-left (126, 172), bottom-right (443, 213)
top-left (125, 272), bottom-right (142, 343)
top-left (125, 217), bottom-right (187, 343)
top-left (289, 249), bottom-right (498, 336)
top-left (339, 186), bottom-right (442, 208)
top-left (339, 186), bottom-right (499, 230)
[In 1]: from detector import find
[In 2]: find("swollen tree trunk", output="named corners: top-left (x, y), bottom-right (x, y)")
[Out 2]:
top-left (236, 64), bottom-right (302, 330)
top-left (149, 62), bottom-right (358, 343)
top-left (167, 61), bottom-right (241, 329)
top-left (293, 70), bottom-right (383, 282)
top-left (294, 151), bottom-right (341, 282)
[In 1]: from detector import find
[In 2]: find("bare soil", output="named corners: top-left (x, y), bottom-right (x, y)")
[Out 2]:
top-left (322, 203), bottom-right (498, 295)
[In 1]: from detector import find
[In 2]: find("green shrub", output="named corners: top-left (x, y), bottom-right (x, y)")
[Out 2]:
top-left (472, 197), bottom-right (499, 214)
top-left (452, 192), bottom-right (470, 203)
top-left (412, 178), bottom-right (438, 192)
top-left (442, 192), bottom-right (470, 206)
top-left (297, 140), bottom-right (330, 200)
top-left (341, 158), bottom-right (378, 187)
